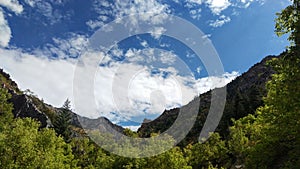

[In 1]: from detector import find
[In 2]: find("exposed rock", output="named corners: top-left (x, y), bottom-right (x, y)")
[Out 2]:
top-left (9, 93), bottom-right (51, 128)
top-left (78, 116), bottom-right (124, 134)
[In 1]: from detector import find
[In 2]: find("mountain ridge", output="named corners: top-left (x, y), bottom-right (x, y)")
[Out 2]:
top-left (0, 68), bottom-right (124, 135)
top-left (138, 55), bottom-right (277, 145)
top-left (0, 54), bottom-right (278, 144)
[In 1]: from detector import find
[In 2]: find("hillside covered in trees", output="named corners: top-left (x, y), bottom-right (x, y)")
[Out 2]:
top-left (0, 0), bottom-right (300, 168)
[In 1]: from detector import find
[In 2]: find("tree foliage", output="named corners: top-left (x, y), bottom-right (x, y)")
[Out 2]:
top-left (0, 89), bottom-right (76, 169)
top-left (53, 99), bottom-right (72, 143)
top-left (0, 1), bottom-right (300, 168)
top-left (276, 0), bottom-right (300, 48)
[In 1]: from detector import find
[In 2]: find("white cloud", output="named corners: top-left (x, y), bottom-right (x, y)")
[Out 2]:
top-left (35, 34), bottom-right (88, 59)
top-left (160, 51), bottom-right (177, 64)
top-left (0, 9), bottom-right (11, 47)
top-left (24, 0), bottom-right (72, 25)
top-left (185, 0), bottom-right (230, 16)
top-left (25, 0), bottom-right (68, 7)
top-left (233, 0), bottom-right (266, 8)
top-left (206, 0), bottom-right (231, 15)
top-left (194, 71), bottom-right (239, 94)
top-left (140, 40), bottom-right (148, 48)
top-left (114, 0), bottom-right (170, 24)
top-left (87, 0), bottom-right (170, 34)
top-left (0, 47), bottom-right (239, 124)
top-left (25, 0), bottom-right (36, 7)
top-left (196, 66), bottom-right (202, 74)
top-left (0, 48), bottom-right (76, 107)
top-left (189, 8), bottom-right (202, 20)
top-left (184, 0), bottom-right (266, 26)
top-left (209, 15), bottom-right (231, 27)
top-left (0, 0), bottom-right (23, 14)
top-left (150, 27), bottom-right (166, 39)
top-left (0, 0), bottom-right (23, 48)
top-left (87, 0), bottom-right (267, 30)
top-left (124, 125), bottom-right (140, 131)
top-left (188, 0), bottom-right (203, 4)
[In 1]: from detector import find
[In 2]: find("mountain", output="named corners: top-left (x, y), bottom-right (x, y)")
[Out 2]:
top-left (138, 55), bottom-right (277, 145)
top-left (0, 54), bottom-right (277, 144)
top-left (0, 68), bottom-right (124, 134)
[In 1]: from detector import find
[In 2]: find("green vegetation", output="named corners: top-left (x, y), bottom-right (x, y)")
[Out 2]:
top-left (53, 99), bottom-right (73, 143)
top-left (0, 88), bottom-right (76, 169)
top-left (0, 1), bottom-right (299, 168)
top-left (0, 69), bottom-right (21, 94)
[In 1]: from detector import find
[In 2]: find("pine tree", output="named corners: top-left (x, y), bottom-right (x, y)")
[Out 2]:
top-left (53, 99), bottom-right (72, 143)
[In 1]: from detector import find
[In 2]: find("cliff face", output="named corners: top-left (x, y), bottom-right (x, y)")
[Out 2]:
top-left (138, 55), bottom-right (277, 145)
top-left (10, 93), bottom-right (51, 128)
top-left (1, 69), bottom-right (51, 128)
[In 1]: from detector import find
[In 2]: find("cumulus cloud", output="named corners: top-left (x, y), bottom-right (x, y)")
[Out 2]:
top-left (184, 0), bottom-right (266, 26)
top-left (160, 51), bottom-right (177, 64)
top-left (0, 0), bottom-right (23, 47)
top-left (0, 48), bottom-right (76, 107)
top-left (87, 0), bottom-right (170, 34)
top-left (0, 9), bottom-right (11, 47)
top-left (185, 0), bottom-right (231, 15)
top-left (189, 8), bottom-right (202, 20)
top-left (40, 34), bottom-right (89, 58)
top-left (86, 0), bottom-right (268, 31)
top-left (24, 0), bottom-right (72, 25)
top-left (233, 0), bottom-right (266, 8)
top-left (25, 0), bottom-right (67, 7)
top-left (206, 0), bottom-right (231, 15)
top-left (150, 27), bottom-right (166, 39)
top-left (209, 15), bottom-right (231, 27)
top-left (0, 47), bottom-right (239, 124)
top-left (0, 0), bottom-right (23, 14)
top-left (194, 71), bottom-right (239, 93)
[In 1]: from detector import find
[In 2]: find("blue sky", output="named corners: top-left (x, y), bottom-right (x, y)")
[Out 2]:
top-left (0, 0), bottom-right (291, 130)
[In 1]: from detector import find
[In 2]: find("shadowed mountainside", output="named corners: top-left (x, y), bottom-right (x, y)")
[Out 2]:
top-left (138, 55), bottom-right (277, 145)
top-left (0, 54), bottom-right (277, 145)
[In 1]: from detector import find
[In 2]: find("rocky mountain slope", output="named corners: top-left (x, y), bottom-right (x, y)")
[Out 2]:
top-left (0, 69), bottom-right (124, 134)
top-left (1, 54), bottom-right (277, 144)
top-left (138, 55), bottom-right (277, 145)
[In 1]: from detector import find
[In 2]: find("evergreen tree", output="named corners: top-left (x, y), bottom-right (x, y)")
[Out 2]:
top-left (53, 99), bottom-right (72, 143)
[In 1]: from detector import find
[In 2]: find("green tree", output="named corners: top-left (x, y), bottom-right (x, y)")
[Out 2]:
top-left (244, 0), bottom-right (300, 167)
top-left (71, 137), bottom-right (114, 169)
top-left (0, 88), bottom-right (13, 129)
top-left (189, 133), bottom-right (229, 168)
top-left (53, 99), bottom-right (72, 143)
top-left (276, 0), bottom-right (300, 48)
top-left (0, 118), bottom-right (76, 168)
top-left (228, 114), bottom-right (263, 167)
top-left (123, 128), bottom-right (139, 138)
top-left (143, 147), bottom-right (191, 169)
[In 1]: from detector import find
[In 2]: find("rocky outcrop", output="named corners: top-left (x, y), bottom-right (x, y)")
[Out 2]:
top-left (1, 69), bottom-right (51, 128)
top-left (10, 93), bottom-right (51, 128)
top-left (77, 116), bottom-right (124, 134)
